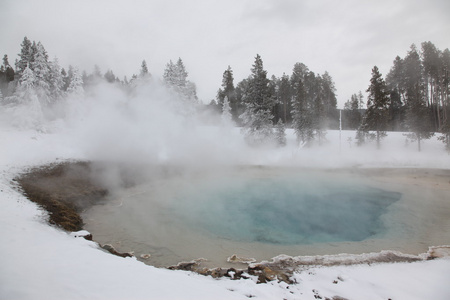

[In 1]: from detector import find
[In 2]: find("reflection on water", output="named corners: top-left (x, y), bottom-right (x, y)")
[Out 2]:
top-left (82, 167), bottom-right (450, 268)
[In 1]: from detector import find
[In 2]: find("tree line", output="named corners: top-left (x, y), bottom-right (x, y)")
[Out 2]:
top-left (1, 37), bottom-right (449, 150)
top-left (0, 37), bottom-right (199, 126)
top-left (341, 42), bottom-right (450, 151)
top-left (212, 55), bottom-right (338, 146)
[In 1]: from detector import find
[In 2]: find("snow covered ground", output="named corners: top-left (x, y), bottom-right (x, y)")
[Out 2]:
top-left (1, 121), bottom-right (450, 299)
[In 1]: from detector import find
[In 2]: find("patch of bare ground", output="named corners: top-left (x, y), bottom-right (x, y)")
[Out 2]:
top-left (16, 161), bottom-right (108, 232)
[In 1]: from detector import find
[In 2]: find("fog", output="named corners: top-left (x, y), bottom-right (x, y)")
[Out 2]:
top-left (62, 84), bottom-right (236, 164)
top-left (48, 82), bottom-right (257, 189)
top-left (2, 78), bottom-right (449, 185)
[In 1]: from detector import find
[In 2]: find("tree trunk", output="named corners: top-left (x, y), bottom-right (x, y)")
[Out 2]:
top-left (418, 135), bottom-right (421, 152)
top-left (376, 130), bottom-right (380, 150)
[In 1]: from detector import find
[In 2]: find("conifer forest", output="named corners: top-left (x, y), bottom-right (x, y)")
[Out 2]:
top-left (1, 37), bottom-right (449, 150)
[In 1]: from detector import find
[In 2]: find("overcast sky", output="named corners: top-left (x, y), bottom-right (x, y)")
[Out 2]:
top-left (1, 0), bottom-right (449, 107)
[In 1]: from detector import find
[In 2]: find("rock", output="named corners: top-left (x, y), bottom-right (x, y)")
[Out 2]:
top-left (168, 259), bottom-right (292, 284)
top-left (101, 244), bottom-right (133, 258)
top-left (227, 254), bottom-right (256, 264)
top-left (168, 261), bottom-right (197, 271)
top-left (247, 264), bottom-right (293, 284)
top-left (168, 258), bottom-right (209, 272)
top-left (83, 234), bottom-right (93, 241)
top-left (427, 246), bottom-right (450, 259)
top-left (195, 267), bottom-right (210, 276)
top-left (70, 230), bottom-right (93, 240)
top-left (210, 268), bottom-right (227, 278)
top-left (140, 254), bottom-right (151, 259)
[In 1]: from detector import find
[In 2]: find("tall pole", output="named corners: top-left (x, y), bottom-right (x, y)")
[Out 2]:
top-left (339, 109), bottom-right (342, 154)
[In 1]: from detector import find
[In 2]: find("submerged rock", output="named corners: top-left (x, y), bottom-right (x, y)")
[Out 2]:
top-left (227, 254), bottom-right (256, 264)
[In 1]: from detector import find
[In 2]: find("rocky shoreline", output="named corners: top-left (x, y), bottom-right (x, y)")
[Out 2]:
top-left (167, 246), bottom-right (450, 284)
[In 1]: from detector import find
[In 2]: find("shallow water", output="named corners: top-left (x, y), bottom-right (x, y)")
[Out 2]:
top-left (82, 167), bottom-right (450, 268)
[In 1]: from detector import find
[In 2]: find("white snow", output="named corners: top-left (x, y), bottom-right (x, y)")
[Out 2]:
top-left (1, 123), bottom-right (450, 300)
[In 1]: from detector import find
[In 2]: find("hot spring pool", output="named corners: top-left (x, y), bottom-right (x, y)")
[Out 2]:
top-left (82, 167), bottom-right (450, 268)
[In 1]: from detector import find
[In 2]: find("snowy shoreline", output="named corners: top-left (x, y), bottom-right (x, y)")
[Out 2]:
top-left (13, 160), bottom-right (450, 283)
top-left (2, 128), bottom-right (450, 299)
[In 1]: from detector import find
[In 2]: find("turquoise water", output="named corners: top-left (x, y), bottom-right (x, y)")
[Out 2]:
top-left (176, 175), bottom-right (401, 245)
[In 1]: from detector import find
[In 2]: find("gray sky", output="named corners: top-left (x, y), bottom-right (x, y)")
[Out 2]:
top-left (1, 0), bottom-right (449, 107)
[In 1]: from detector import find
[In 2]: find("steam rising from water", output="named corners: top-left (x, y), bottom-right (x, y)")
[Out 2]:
top-left (62, 83), bottom-right (245, 166)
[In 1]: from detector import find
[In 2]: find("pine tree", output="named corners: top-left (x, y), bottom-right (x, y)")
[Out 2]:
top-left (0, 55), bottom-right (13, 98)
top-left (61, 67), bottom-right (70, 91)
top-left (386, 56), bottom-right (405, 100)
top-left (310, 73), bottom-right (327, 145)
top-left (357, 66), bottom-right (390, 149)
top-left (30, 41), bottom-right (38, 68)
top-left (140, 60), bottom-right (149, 77)
top-left (275, 119), bottom-right (287, 147)
top-left (217, 66), bottom-right (236, 118)
top-left (14, 64), bottom-right (44, 127)
top-left (439, 48), bottom-right (450, 149)
top-left (4, 62), bottom-right (15, 84)
top-left (291, 63), bottom-right (313, 145)
top-left (385, 57), bottom-right (405, 131)
top-left (2, 54), bottom-right (15, 82)
top-left (18, 64), bottom-right (35, 94)
top-left (123, 76), bottom-right (129, 85)
top-left (421, 41), bottom-right (447, 132)
top-left (2, 54), bottom-right (9, 69)
top-left (343, 94), bottom-right (362, 129)
top-left (321, 71), bottom-right (338, 128)
top-left (67, 67), bottom-right (84, 97)
top-left (358, 91), bottom-right (365, 109)
top-left (221, 96), bottom-right (233, 125)
top-left (277, 73), bottom-right (292, 124)
top-left (404, 45), bottom-right (434, 151)
top-left (234, 78), bottom-right (249, 125)
top-left (32, 42), bottom-right (50, 104)
top-left (175, 58), bottom-right (188, 87)
top-left (48, 57), bottom-right (64, 101)
top-left (269, 75), bottom-right (282, 123)
top-left (16, 37), bottom-right (33, 75)
top-left (239, 54), bottom-right (275, 145)
top-left (163, 60), bottom-right (176, 86)
top-left (104, 70), bottom-right (116, 83)
top-left (93, 65), bottom-right (102, 78)
top-left (163, 58), bottom-right (197, 103)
